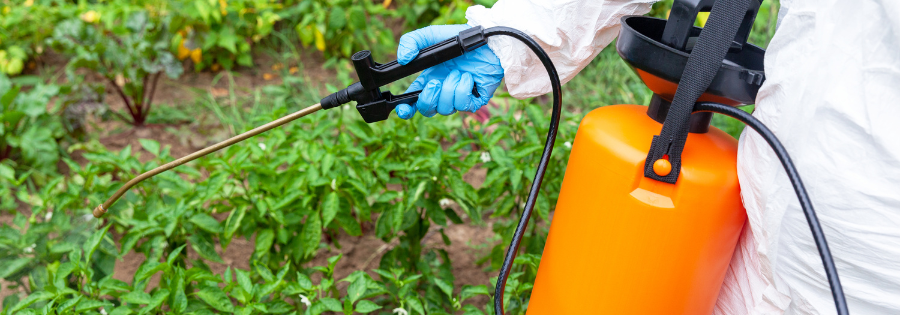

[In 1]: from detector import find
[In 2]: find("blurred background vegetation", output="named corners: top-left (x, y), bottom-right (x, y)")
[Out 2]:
top-left (1, 0), bottom-right (778, 314)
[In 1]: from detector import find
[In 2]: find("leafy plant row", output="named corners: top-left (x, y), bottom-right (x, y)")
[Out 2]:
top-left (1, 89), bottom-right (578, 314)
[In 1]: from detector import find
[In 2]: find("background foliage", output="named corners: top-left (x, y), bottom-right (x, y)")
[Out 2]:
top-left (1, 0), bottom-right (778, 314)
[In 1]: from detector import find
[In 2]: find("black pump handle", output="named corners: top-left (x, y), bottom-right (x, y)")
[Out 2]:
top-left (662, 0), bottom-right (761, 51)
top-left (321, 26), bottom-right (488, 122)
top-left (351, 26), bottom-right (486, 101)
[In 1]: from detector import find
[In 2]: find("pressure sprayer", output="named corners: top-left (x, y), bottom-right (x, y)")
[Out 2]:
top-left (93, 0), bottom-right (849, 314)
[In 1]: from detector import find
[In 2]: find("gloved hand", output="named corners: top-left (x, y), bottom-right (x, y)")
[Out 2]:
top-left (395, 24), bottom-right (504, 119)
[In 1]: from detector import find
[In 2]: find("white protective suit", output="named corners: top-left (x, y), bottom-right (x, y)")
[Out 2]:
top-left (466, 0), bottom-right (900, 314)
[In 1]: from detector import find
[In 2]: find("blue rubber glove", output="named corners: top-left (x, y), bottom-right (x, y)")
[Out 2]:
top-left (395, 25), bottom-right (504, 119)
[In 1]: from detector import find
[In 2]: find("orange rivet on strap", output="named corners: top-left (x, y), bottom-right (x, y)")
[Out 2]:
top-left (653, 158), bottom-right (672, 176)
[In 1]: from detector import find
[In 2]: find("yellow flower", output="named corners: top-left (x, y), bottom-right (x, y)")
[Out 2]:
top-left (383, 0), bottom-right (392, 9)
top-left (80, 10), bottom-right (101, 23)
top-left (219, 0), bottom-right (227, 16)
top-left (24, 0), bottom-right (34, 7)
top-left (314, 29), bottom-right (325, 52)
top-left (190, 48), bottom-right (202, 64)
top-left (289, 67), bottom-right (299, 75)
top-left (177, 40), bottom-right (191, 60)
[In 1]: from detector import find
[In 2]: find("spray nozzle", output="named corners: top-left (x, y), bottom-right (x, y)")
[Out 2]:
top-left (321, 26), bottom-right (487, 123)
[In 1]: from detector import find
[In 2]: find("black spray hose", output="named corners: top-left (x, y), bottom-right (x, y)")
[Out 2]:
top-left (483, 27), bottom-right (562, 315)
top-left (694, 102), bottom-right (849, 315)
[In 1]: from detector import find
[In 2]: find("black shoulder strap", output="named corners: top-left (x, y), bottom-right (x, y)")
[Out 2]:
top-left (643, 0), bottom-right (755, 183)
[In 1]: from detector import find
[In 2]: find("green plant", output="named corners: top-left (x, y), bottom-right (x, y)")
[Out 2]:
top-left (0, 75), bottom-right (65, 211)
top-left (168, 0), bottom-right (286, 71)
top-left (293, 0), bottom-right (396, 58)
top-left (49, 10), bottom-right (183, 126)
top-left (0, 0), bottom-right (75, 75)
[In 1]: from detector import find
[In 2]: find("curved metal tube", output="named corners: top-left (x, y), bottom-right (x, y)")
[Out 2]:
top-left (93, 103), bottom-right (323, 218)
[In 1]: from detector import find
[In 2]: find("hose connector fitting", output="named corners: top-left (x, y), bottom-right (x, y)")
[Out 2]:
top-left (93, 204), bottom-right (106, 218)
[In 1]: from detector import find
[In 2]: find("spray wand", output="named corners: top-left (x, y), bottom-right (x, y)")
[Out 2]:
top-left (92, 103), bottom-right (323, 218)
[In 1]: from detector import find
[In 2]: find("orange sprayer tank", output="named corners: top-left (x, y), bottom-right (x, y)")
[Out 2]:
top-left (526, 104), bottom-right (746, 315)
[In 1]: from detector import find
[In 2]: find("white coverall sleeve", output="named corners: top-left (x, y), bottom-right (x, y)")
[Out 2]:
top-left (716, 0), bottom-right (900, 314)
top-left (465, 0), bottom-right (656, 99)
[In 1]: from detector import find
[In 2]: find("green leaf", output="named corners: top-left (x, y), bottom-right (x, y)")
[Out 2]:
top-left (444, 208), bottom-right (464, 224)
top-left (462, 304), bottom-right (485, 315)
top-left (188, 234), bottom-right (224, 264)
top-left (318, 298), bottom-right (342, 312)
top-left (354, 300), bottom-right (381, 313)
top-left (121, 291), bottom-right (152, 305)
top-left (196, 285), bottom-right (234, 312)
top-left (297, 272), bottom-right (313, 290)
top-left (139, 289), bottom-right (169, 313)
top-left (299, 214), bottom-right (322, 258)
top-left (189, 213), bottom-right (223, 234)
top-left (327, 7), bottom-right (347, 29)
top-left (335, 209), bottom-right (362, 236)
top-left (166, 244), bottom-right (187, 266)
top-left (347, 276), bottom-right (366, 303)
top-left (0, 257), bottom-right (31, 279)
top-left (434, 278), bottom-right (454, 298)
top-left (84, 224), bottom-right (112, 264)
top-left (223, 206), bottom-right (247, 246)
top-left (255, 228), bottom-right (274, 254)
top-left (409, 181), bottom-right (427, 207)
top-left (109, 307), bottom-right (133, 315)
top-left (217, 28), bottom-right (238, 54)
top-left (321, 192), bottom-right (339, 227)
top-left (405, 296), bottom-right (425, 315)
top-left (0, 163), bottom-right (14, 182)
top-left (236, 269), bottom-right (253, 296)
top-left (56, 296), bottom-right (82, 313)
top-left (459, 285), bottom-right (490, 303)
top-left (348, 7), bottom-right (366, 29)
top-left (134, 261), bottom-right (168, 283)
top-left (75, 299), bottom-right (111, 312)
top-left (138, 139), bottom-right (160, 157)
top-left (11, 291), bottom-right (54, 313)
top-left (296, 24), bottom-right (314, 46)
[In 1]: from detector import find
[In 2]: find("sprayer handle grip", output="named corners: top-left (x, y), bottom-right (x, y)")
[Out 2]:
top-left (352, 26), bottom-right (487, 92)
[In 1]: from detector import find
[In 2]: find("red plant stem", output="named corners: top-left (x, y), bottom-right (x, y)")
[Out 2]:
top-left (136, 74), bottom-right (149, 120)
top-left (142, 72), bottom-right (162, 124)
top-left (106, 76), bottom-right (138, 123)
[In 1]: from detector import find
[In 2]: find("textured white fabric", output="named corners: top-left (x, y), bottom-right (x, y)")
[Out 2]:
top-left (465, 0), bottom-right (900, 314)
top-left (721, 0), bottom-right (900, 314)
top-left (465, 0), bottom-right (655, 99)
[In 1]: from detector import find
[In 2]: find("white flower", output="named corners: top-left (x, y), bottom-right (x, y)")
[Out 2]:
top-left (414, 136), bottom-right (420, 141)
top-left (392, 308), bottom-right (408, 315)
top-left (258, 143), bottom-right (267, 151)
top-left (564, 141), bottom-right (572, 149)
top-left (439, 198), bottom-right (452, 208)
top-left (298, 294), bottom-right (311, 308)
top-left (24, 244), bottom-right (36, 253)
top-left (480, 151), bottom-right (491, 163)
top-left (44, 212), bottom-right (53, 221)
top-left (432, 176), bottom-right (437, 181)
top-left (100, 308), bottom-right (108, 315)
top-left (331, 178), bottom-right (337, 190)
